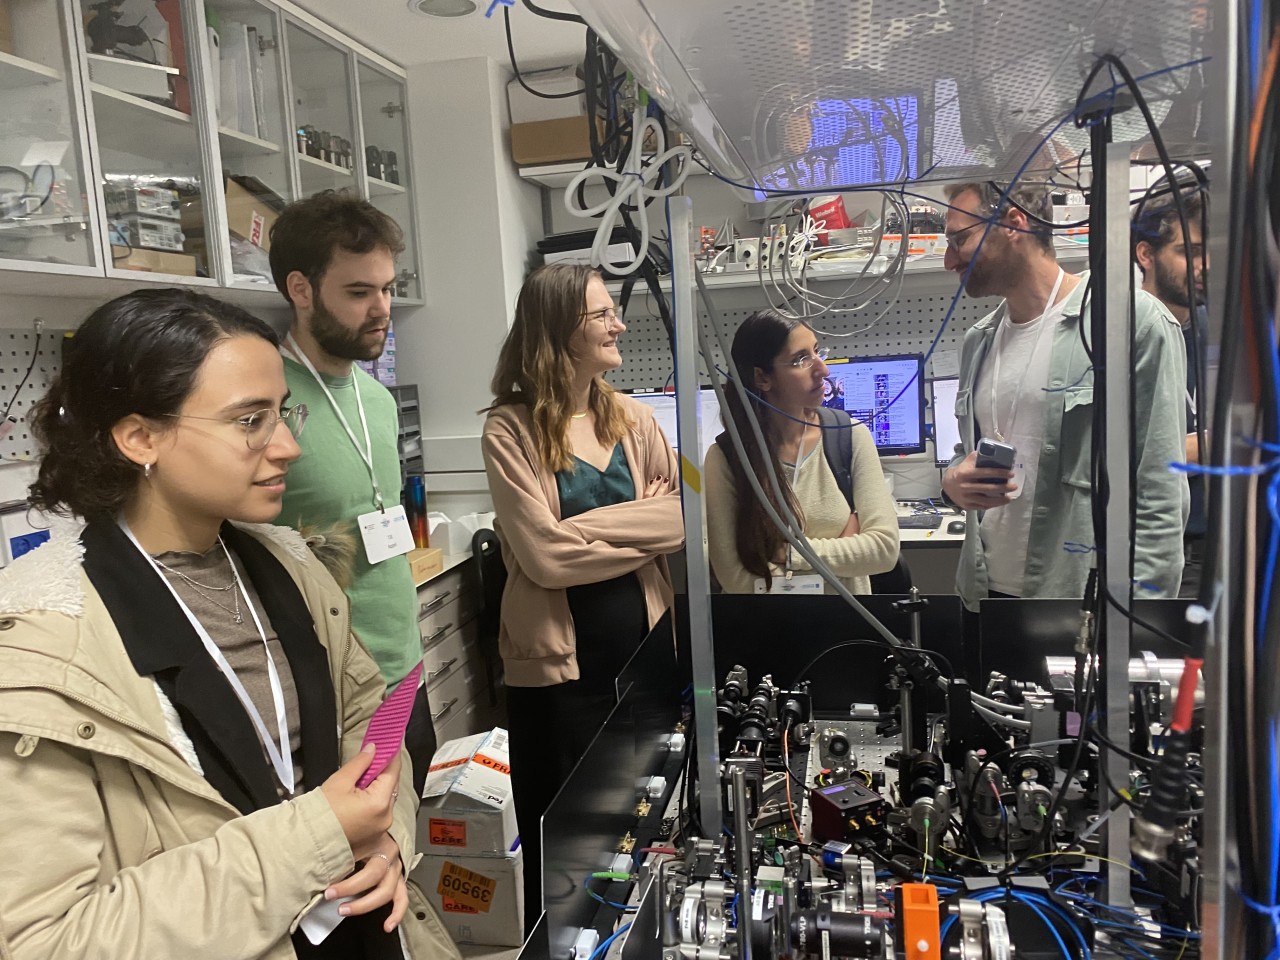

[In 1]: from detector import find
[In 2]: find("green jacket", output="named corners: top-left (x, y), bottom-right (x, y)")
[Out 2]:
top-left (949, 272), bottom-right (1190, 611)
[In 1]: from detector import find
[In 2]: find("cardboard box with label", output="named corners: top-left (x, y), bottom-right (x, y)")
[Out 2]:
top-left (419, 727), bottom-right (517, 858)
top-left (411, 848), bottom-right (524, 947)
top-left (110, 245), bottom-right (198, 277)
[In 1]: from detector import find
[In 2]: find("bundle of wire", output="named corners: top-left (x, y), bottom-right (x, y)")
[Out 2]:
top-left (937, 887), bottom-right (1092, 959)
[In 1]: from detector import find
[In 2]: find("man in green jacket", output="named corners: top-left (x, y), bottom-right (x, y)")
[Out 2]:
top-left (268, 191), bottom-right (435, 794)
top-left (940, 181), bottom-right (1189, 616)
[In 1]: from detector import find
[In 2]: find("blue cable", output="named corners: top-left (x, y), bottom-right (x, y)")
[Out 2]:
top-left (583, 875), bottom-right (639, 912)
top-left (588, 922), bottom-right (634, 960)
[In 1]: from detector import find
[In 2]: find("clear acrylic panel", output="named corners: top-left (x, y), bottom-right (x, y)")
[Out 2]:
top-left (357, 59), bottom-right (418, 300)
top-left (285, 19), bottom-right (356, 198)
top-left (0, 0), bottom-right (97, 269)
top-left (204, 0), bottom-right (292, 286)
top-left (82, 0), bottom-right (214, 279)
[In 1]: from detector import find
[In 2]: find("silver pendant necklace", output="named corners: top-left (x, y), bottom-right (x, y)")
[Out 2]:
top-left (154, 555), bottom-right (243, 623)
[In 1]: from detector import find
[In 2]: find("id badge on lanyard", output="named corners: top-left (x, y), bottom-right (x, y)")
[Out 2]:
top-left (753, 573), bottom-right (824, 595)
top-left (284, 335), bottom-right (413, 564)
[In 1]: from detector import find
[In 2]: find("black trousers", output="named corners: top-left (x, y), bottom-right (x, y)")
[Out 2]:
top-left (506, 574), bottom-right (647, 935)
top-left (404, 683), bottom-right (438, 800)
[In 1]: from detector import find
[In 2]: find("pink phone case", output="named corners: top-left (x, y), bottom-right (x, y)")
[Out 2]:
top-left (356, 660), bottom-right (423, 789)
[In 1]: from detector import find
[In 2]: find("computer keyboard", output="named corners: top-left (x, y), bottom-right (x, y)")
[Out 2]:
top-left (897, 513), bottom-right (944, 530)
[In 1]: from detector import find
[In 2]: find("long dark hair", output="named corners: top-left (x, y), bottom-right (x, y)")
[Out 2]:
top-left (486, 262), bottom-right (630, 472)
top-left (720, 310), bottom-right (810, 586)
top-left (28, 287), bottom-right (278, 519)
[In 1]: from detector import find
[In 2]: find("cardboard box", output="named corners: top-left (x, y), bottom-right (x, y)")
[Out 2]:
top-left (180, 176), bottom-right (280, 252)
top-left (224, 176), bottom-right (277, 250)
top-left (411, 849), bottom-right (524, 947)
top-left (0, 2), bottom-right (13, 56)
top-left (419, 728), bottom-right (516, 857)
top-left (409, 547), bottom-right (443, 583)
top-left (511, 115), bottom-right (600, 166)
top-left (111, 245), bottom-right (198, 277)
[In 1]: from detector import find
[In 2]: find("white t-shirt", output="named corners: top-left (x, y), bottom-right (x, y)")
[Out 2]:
top-left (974, 299), bottom-right (1067, 595)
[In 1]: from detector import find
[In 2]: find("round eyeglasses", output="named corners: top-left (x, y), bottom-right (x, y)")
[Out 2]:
top-left (788, 346), bottom-right (831, 369)
top-left (581, 306), bottom-right (624, 327)
top-left (165, 403), bottom-right (309, 451)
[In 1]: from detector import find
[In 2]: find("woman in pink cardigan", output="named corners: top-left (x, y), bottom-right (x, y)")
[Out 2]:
top-left (481, 263), bottom-right (684, 928)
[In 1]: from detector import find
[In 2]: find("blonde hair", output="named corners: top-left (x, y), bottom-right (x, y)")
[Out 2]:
top-left (487, 263), bottom-right (631, 472)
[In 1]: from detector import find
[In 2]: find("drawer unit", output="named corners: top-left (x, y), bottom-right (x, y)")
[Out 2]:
top-left (422, 619), bottom-right (472, 691)
top-left (432, 694), bottom-right (482, 745)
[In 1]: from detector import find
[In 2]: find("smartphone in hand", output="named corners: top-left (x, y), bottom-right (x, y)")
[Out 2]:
top-left (356, 660), bottom-right (423, 789)
top-left (974, 437), bottom-right (1016, 484)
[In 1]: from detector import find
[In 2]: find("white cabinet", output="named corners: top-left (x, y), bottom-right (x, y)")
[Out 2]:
top-left (0, 0), bottom-right (424, 306)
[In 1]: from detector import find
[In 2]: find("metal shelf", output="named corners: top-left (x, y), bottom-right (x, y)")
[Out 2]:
top-left (368, 176), bottom-right (406, 197)
top-left (218, 126), bottom-right (281, 160)
top-left (571, 0), bottom-right (1210, 192)
top-left (90, 83), bottom-right (194, 159)
top-left (0, 51), bottom-right (61, 88)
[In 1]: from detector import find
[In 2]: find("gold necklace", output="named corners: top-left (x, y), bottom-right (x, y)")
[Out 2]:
top-left (571, 411), bottom-right (589, 419)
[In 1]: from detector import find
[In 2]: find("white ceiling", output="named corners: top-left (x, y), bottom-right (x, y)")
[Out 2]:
top-left (296, 0), bottom-right (586, 68)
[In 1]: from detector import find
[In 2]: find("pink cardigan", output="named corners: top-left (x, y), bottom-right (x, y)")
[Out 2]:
top-left (481, 397), bottom-right (684, 686)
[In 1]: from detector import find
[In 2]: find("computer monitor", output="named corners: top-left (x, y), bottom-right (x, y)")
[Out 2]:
top-left (931, 376), bottom-right (962, 467)
top-left (822, 355), bottom-right (926, 456)
top-left (627, 387), bottom-right (722, 462)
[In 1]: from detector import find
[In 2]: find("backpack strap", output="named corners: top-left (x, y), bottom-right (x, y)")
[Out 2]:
top-left (817, 406), bottom-right (856, 513)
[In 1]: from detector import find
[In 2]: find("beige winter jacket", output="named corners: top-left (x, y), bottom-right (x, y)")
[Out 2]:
top-left (481, 398), bottom-right (684, 686)
top-left (0, 519), bottom-right (461, 960)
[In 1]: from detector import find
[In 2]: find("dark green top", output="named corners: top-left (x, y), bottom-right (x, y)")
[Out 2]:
top-left (555, 443), bottom-right (634, 518)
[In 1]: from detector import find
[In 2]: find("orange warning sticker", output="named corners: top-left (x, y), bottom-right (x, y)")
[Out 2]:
top-left (428, 818), bottom-right (468, 848)
top-left (441, 896), bottom-right (480, 914)
top-left (437, 861), bottom-right (496, 913)
top-left (427, 756), bottom-right (468, 773)
top-left (474, 753), bottom-right (510, 776)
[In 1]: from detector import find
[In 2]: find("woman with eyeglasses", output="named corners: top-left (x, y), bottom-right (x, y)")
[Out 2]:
top-left (705, 309), bottom-right (899, 595)
top-left (482, 262), bottom-right (683, 927)
top-left (0, 289), bottom-right (458, 960)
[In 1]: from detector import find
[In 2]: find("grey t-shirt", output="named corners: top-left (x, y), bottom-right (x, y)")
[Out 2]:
top-left (155, 545), bottom-right (303, 797)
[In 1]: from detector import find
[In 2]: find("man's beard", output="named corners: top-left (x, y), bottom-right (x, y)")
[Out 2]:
top-left (1154, 255), bottom-right (1204, 310)
top-left (959, 229), bottom-right (1016, 299)
top-left (310, 294), bottom-right (386, 362)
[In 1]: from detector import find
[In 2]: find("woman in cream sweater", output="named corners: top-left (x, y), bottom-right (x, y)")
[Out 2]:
top-left (705, 310), bottom-right (899, 594)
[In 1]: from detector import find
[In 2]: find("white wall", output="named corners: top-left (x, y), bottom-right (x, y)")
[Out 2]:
top-left (397, 57), bottom-right (543, 520)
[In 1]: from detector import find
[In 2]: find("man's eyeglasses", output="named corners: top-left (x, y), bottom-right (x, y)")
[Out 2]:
top-left (581, 306), bottom-right (624, 327)
top-left (165, 404), bottom-right (309, 451)
top-left (788, 346), bottom-right (831, 369)
top-left (944, 221), bottom-right (988, 250)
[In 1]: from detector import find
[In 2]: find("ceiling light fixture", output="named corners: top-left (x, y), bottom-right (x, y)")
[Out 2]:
top-left (407, 0), bottom-right (479, 16)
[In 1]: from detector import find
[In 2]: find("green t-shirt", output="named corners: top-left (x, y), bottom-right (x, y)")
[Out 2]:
top-left (277, 357), bottom-right (418, 687)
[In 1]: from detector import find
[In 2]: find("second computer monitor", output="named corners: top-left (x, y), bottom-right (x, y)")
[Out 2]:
top-left (822, 355), bottom-right (926, 456)
top-left (931, 376), bottom-right (962, 466)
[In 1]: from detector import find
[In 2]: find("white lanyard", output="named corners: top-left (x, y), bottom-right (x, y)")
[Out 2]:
top-left (120, 520), bottom-right (296, 795)
top-left (784, 418), bottom-right (812, 572)
top-left (283, 334), bottom-right (383, 510)
top-left (988, 268), bottom-right (1065, 442)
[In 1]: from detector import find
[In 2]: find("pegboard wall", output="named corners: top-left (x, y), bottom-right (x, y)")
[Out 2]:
top-left (0, 327), bottom-right (65, 464)
top-left (606, 270), bottom-right (1004, 405)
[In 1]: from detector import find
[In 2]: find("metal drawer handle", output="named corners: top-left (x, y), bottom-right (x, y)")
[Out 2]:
top-left (423, 624), bottom-right (453, 647)
top-left (431, 697), bottom-right (459, 722)
top-left (427, 656), bottom-right (458, 681)
top-left (418, 590), bottom-right (452, 618)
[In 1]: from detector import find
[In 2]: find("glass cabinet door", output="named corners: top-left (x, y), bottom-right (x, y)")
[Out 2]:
top-left (0, 0), bottom-right (98, 270)
top-left (284, 19), bottom-right (355, 198)
top-left (80, 0), bottom-right (216, 280)
top-left (203, 0), bottom-right (292, 287)
top-left (357, 59), bottom-right (418, 301)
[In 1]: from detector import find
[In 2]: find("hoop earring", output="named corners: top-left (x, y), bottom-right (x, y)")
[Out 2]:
top-left (144, 462), bottom-right (153, 480)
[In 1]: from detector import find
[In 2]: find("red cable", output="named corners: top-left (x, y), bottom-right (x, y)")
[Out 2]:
top-left (1171, 657), bottom-right (1203, 733)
